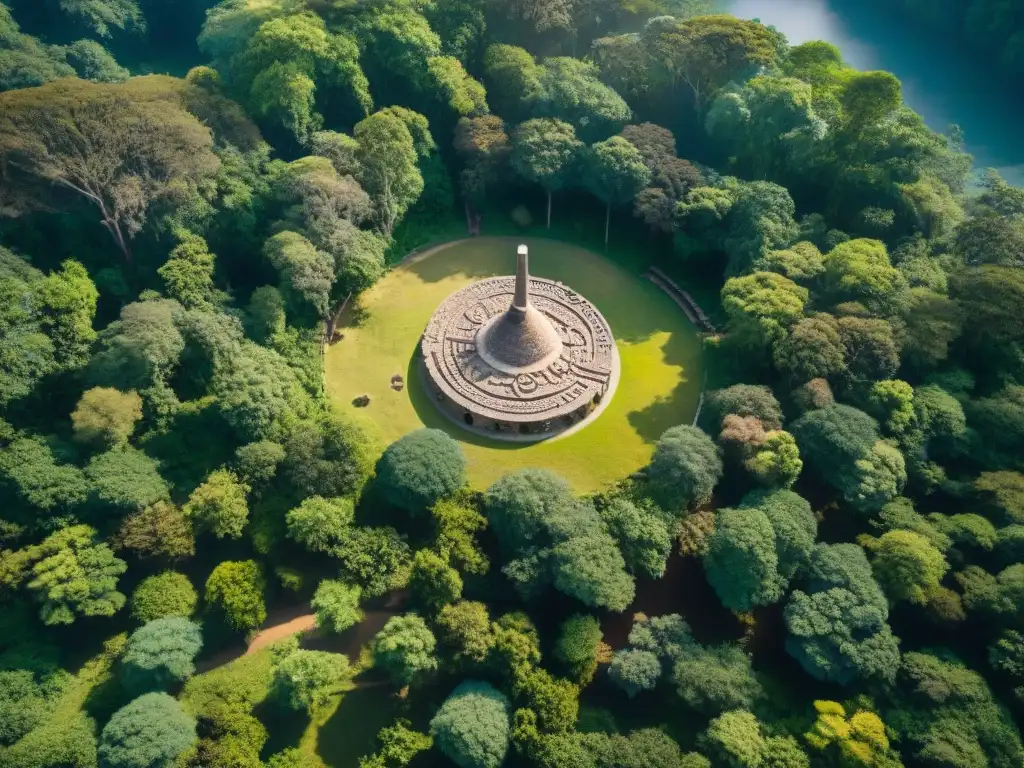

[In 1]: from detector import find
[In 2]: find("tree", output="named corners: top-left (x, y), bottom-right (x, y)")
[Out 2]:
top-left (0, 77), bottom-right (220, 263)
top-left (98, 692), bottom-right (196, 768)
top-left (837, 316), bottom-right (901, 383)
top-left (703, 384), bottom-right (784, 432)
top-left (550, 529), bottom-right (637, 611)
top-left (71, 387), bottom-right (142, 448)
top-left (609, 649), bottom-right (661, 697)
top-left (791, 405), bottom-right (883, 509)
top-left (722, 272), bottom-right (808, 349)
top-left (804, 701), bottom-right (899, 768)
top-left (157, 232), bottom-right (219, 309)
top-left (183, 469), bottom-right (250, 539)
top-left (784, 588), bottom-right (900, 685)
top-left (868, 380), bottom-right (915, 437)
top-left (534, 57), bottom-right (631, 142)
top-left (646, 425), bottom-right (723, 513)
top-left (355, 110), bottom-right (424, 235)
top-left (272, 649), bottom-right (350, 712)
top-left (773, 314), bottom-right (847, 383)
top-left (373, 614), bottom-right (439, 686)
top-left (513, 665), bottom-right (580, 732)
top-left (672, 643), bottom-right (762, 714)
top-left (510, 118), bottom-right (582, 227)
top-left (583, 136), bottom-right (651, 245)
top-left (865, 530), bottom-right (948, 606)
top-left (233, 440), bottom-right (286, 489)
top-left (286, 496), bottom-right (355, 553)
top-left (281, 412), bottom-right (376, 499)
top-left (647, 15), bottom-right (780, 108)
top-left (745, 431), bottom-right (803, 488)
top-left (704, 508), bottom-right (785, 611)
top-left (723, 181), bottom-right (800, 276)
top-left (823, 239), bottom-right (905, 313)
top-left (599, 498), bottom-right (672, 578)
top-left (114, 502), bottom-right (195, 561)
top-left (484, 469), bottom-right (578, 554)
top-left (204, 560), bottom-right (266, 633)
top-left (976, 471), bottom-right (1024, 525)
top-left (430, 681), bottom-right (510, 768)
top-left (88, 298), bottom-right (184, 391)
top-left (23, 524), bottom-right (127, 625)
top-left (0, 436), bottom-right (90, 515)
top-left (409, 549), bottom-right (463, 614)
top-left (898, 287), bottom-right (962, 370)
top-left (262, 231), bottom-right (334, 319)
top-left (699, 710), bottom-right (765, 768)
top-left (122, 617), bottom-right (203, 693)
top-left (554, 615), bottom-right (603, 685)
top-left (453, 115), bottom-right (510, 204)
top-left (432, 498), bottom-right (489, 576)
top-left (376, 429), bottom-right (466, 515)
top-left (130, 571), bottom-right (197, 623)
top-left (436, 601), bottom-right (493, 668)
top-left (57, 0), bottom-right (142, 38)
top-left (312, 579), bottom-right (363, 634)
top-left (86, 446), bottom-right (170, 513)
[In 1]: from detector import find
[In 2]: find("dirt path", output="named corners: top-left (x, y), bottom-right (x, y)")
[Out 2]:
top-left (245, 614), bottom-right (317, 655)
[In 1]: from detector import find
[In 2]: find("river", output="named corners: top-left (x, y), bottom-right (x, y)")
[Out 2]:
top-left (721, 0), bottom-right (1024, 184)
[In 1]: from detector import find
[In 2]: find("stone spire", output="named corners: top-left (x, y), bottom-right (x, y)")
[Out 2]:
top-left (513, 243), bottom-right (530, 311)
top-left (475, 243), bottom-right (563, 372)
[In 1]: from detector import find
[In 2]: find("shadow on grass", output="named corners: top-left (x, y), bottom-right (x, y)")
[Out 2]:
top-left (316, 685), bottom-right (399, 768)
top-left (626, 331), bottom-right (705, 443)
top-left (258, 699), bottom-right (311, 758)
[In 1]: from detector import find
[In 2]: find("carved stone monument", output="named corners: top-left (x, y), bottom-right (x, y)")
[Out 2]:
top-left (420, 244), bottom-right (620, 440)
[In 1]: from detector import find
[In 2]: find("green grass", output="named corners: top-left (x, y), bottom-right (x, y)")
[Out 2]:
top-left (325, 236), bottom-right (704, 493)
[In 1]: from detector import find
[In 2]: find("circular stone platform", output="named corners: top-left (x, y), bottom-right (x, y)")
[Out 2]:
top-left (420, 244), bottom-right (619, 440)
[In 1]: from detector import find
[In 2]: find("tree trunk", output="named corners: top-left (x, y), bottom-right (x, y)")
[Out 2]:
top-left (547, 191), bottom-right (552, 229)
top-left (604, 203), bottom-right (611, 247)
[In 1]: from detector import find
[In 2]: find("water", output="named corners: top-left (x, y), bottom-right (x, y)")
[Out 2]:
top-left (722, 0), bottom-right (1024, 184)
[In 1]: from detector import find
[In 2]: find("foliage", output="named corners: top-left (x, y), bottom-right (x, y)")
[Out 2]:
top-left (376, 429), bottom-right (466, 515)
top-left (204, 560), bottom-right (266, 634)
top-left (373, 614), bottom-right (438, 686)
top-left (130, 571), bottom-right (197, 623)
top-left (409, 549), bottom-right (463, 614)
top-left (98, 692), bottom-right (196, 768)
top-left (311, 579), bottom-right (363, 634)
top-left (272, 648), bottom-right (350, 712)
top-left (114, 503), bottom-right (195, 561)
top-left (183, 469), bottom-right (249, 539)
top-left (646, 425), bottom-right (723, 513)
top-left (122, 617), bottom-right (203, 693)
top-left (71, 388), bottom-right (142, 449)
top-left (430, 682), bottom-right (509, 768)
top-left (804, 700), bottom-right (899, 767)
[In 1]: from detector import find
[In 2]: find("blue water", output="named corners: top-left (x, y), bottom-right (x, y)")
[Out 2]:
top-left (723, 0), bottom-right (1024, 184)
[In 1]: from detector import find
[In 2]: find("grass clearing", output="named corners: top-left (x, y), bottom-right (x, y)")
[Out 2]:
top-left (325, 236), bottom-right (703, 492)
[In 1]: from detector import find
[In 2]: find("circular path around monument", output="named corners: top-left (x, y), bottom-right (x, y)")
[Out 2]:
top-left (324, 236), bottom-right (704, 493)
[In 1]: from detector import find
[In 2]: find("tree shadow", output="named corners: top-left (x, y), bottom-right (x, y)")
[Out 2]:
top-left (315, 685), bottom-right (400, 768)
top-left (256, 699), bottom-right (310, 758)
top-left (627, 332), bottom-right (704, 443)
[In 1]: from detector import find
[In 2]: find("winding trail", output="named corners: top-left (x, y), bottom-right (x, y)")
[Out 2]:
top-left (245, 614), bottom-right (317, 655)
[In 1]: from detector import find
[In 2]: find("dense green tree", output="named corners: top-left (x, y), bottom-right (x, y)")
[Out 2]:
top-left (331, 524), bottom-right (411, 598)
top-left (158, 232), bottom-right (220, 309)
top-left (183, 469), bottom-right (249, 539)
top-left (723, 181), bottom-right (801, 276)
top-left (773, 314), bottom-right (847, 383)
top-left (703, 384), bottom-right (784, 432)
top-left (583, 136), bottom-right (651, 245)
top-left (785, 587), bottom-right (899, 685)
top-left (436, 601), bottom-right (494, 668)
top-left (98, 692), bottom-right (195, 768)
top-left (88, 299), bottom-right (184, 392)
top-left (373, 614), bottom-right (438, 686)
top-left (204, 560), bottom-right (266, 633)
top-left (355, 110), bottom-right (425, 235)
top-left (0, 436), bottom-right (89, 516)
top-left (262, 231), bottom-right (334, 319)
top-left (377, 429), bottom-right (466, 515)
top-left (722, 271), bottom-right (808, 348)
top-left (976, 471), bottom-right (1024, 525)
top-left (22, 524), bottom-right (126, 625)
top-left (130, 571), bottom-right (197, 623)
top-left (0, 77), bottom-right (220, 263)
top-left (122, 617), bottom-right (203, 693)
top-left (646, 425), bottom-right (722, 513)
top-left (553, 614), bottom-right (603, 685)
top-left (311, 579), bottom-right (363, 634)
top-left (71, 388), bottom-right (143, 448)
top-left (867, 380), bottom-right (915, 437)
top-left (86, 446), bottom-right (170, 513)
top-left (804, 700), bottom-right (898, 768)
top-left (608, 649), bottom-right (661, 697)
top-left (272, 649), bottom-right (350, 712)
top-left (864, 530), bottom-right (948, 606)
top-left (599, 498), bottom-right (672, 578)
top-left (233, 440), bottom-right (286, 489)
top-left (430, 681), bottom-right (510, 768)
top-left (453, 115), bottom-right (511, 204)
top-left (699, 710), bottom-right (765, 768)
top-left (672, 642), bottom-right (762, 715)
top-left (281, 413), bottom-right (376, 500)
top-left (534, 57), bottom-right (630, 142)
top-left (511, 118), bottom-right (582, 227)
top-left (704, 508), bottom-right (785, 611)
top-left (409, 549), bottom-right (463, 614)
top-left (114, 502), bottom-right (195, 561)
top-left (432, 498), bottom-right (489, 576)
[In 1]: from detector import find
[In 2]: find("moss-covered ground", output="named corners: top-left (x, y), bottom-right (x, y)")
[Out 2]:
top-left (324, 236), bottom-right (704, 493)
